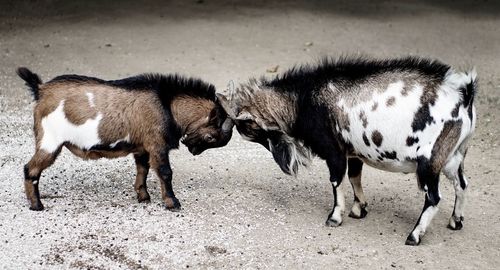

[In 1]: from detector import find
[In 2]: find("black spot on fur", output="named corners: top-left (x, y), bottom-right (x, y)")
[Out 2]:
top-left (371, 102), bottom-right (378, 111)
top-left (460, 76), bottom-right (476, 109)
top-left (458, 165), bottom-right (467, 190)
top-left (451, 103), bottom-right (460, 117)
top-left (362, 132), bottom-right (370, 146)
top-left (386, 96), bottom-right (396, 107)
top-left (401, 83), bottom-right (413, 96)
top-left (467, 104), bottom-right (474, 122)
top-left (380, 151), bottom-right (398, 160)
top-left (371, 130), bottom-right (383, 147)
top-left (412, 104), bottom-right (434, 132)
top-left (406, 136), bottom-right (419, 146)
top-left (359, 111), bottom-right (368, 128)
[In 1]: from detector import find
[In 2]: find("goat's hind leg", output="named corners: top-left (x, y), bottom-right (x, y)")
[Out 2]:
top-left (444, 155), bottom-right (468, 230)
top-left (406, 159), bottom-right (441, 246)
top-left (347, 158), bottom-right (368, 219)
top-left (24, 148), bottom-right (62, 210)
top-left (134, 153), bottom-right (151, 203)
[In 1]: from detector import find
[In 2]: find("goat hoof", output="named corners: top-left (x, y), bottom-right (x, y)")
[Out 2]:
top-left (29, 202), bottom-right (44, 211)
top-left (137, 194), bottom-right (151, 203)
top-left (325, 218), bottom-right (342, 227)
top-left (164, 197), bottom-right (181, 211)
top-left (348, 208), bottom-right (368, 219)
top-left (448, 216), bottom-right (464, 230)
top-left (138, 198), bottom-right (151, 204)
top-left (405, 234), bottom-right (420, 246)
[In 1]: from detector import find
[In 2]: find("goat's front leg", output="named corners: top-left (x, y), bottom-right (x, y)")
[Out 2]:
top-left (325, 155), bottom-right (347, 227)
top-left (150, 151), bottom-right (181, 210)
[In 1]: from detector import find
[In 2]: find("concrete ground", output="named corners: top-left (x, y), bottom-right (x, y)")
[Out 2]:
top-left (0, 0), bottom-right (499, 269)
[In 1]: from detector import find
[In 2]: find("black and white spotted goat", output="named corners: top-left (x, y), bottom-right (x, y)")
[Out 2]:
top-left (218, 57), bottom-right (477, 245)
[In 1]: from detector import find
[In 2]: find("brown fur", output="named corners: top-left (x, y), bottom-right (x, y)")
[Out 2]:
top-left (371, 130), bottom-right (383, 147)
top-left (133, 154), bottom-right (150, 202)
top-left (23, 76), bottom-right (230, 211)
top-left (171, 96), bottom-right (215, 135)
top-left (431, 120), bottom-right (462, 173)
top-left (231, 87), bottom-right (298, 133)
top-left (24, 148), bottom-right (61, 210)
top-left (39, 82), bottom-right (166, 147)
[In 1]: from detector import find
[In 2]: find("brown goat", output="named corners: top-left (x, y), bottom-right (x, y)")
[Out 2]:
top-left (17, 68), bottom-right (233, 211)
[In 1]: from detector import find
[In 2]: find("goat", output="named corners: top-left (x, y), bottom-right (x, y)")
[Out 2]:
top-left (218, 57), bottom-right (477, 245)
top-left (17, 68), bottom-right (234, 211)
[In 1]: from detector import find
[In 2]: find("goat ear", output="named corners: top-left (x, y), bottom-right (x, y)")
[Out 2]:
top-left (208, 107), bottom-right (218, 122)
top-left (216, 93), bottom-right (236, 119)
top-left (235, 111), bottom-right (254, 121)
top-left (254, 117), bottom-right (280, 131)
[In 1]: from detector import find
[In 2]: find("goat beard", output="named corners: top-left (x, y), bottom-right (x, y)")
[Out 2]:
top-left (268, 133), bottom-right (312, 176)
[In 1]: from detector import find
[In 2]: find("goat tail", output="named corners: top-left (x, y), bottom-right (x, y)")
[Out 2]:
top-left (460, 68), bottom-right (477, 108)
top-left (16, 67), bottom-right (42, 101)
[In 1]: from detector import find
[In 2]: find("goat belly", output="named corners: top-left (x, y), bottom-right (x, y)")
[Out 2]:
top-left (64, 142), bottom-right (137, 160)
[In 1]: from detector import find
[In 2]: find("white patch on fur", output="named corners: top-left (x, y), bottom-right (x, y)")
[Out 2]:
top-left (40, 100), bottom-right (102, 153)
top-left (349, 174), bottom-right (366, 202)
top-left (411, 205), bottom-right (438, 241)
top-left (452, 184), bottom-right (466, 218)
top-left (281, 134), bottom-right (312, 176)
top-left (86, 92), bottom-right (95, 107)
top-left (329, 181), bottom-right (345, 224)
top-left (350, 202), bottom-right (361, 217)
top-left (443, 152), bottom-right (463, 180)
top-left (110, 134), bottom-right (130, 148)
top-left (180, 134), bottom-right (187, 143)
top-left (443, 153), bottom-right (468, 226)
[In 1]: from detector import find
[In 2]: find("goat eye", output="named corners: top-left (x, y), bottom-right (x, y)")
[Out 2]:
top-left (205, 134), bottom-right (215, 143)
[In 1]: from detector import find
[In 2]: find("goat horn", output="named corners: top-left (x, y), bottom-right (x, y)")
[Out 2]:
top-left (216, 93), bottom-right (237, 119)
top-left (221, 117), bottom-right (234, 133)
